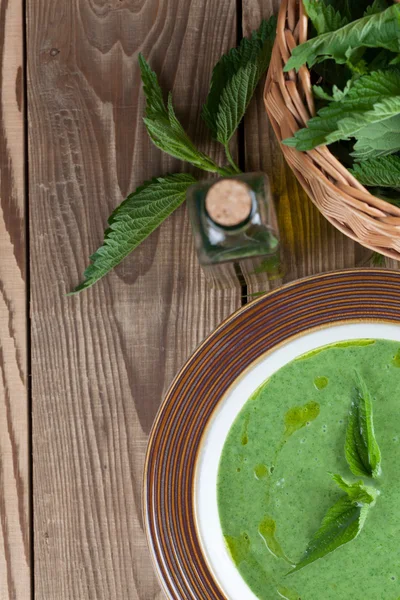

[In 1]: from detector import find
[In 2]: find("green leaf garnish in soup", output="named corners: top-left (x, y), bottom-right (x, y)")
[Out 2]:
top-left (345, 371), bottom-right (382, 478)
top-left (289, 479), bottom-right (378, 574)
top-left (331, 473), bottom-right (378, 504)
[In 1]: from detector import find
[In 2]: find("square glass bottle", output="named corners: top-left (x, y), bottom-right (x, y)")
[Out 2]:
top-left (187, 173), bottom-right (280, 286)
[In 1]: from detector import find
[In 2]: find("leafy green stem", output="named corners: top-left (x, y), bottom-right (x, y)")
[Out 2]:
top-left (73, 19), bottom-right (277, 292)
top-left (224, 144), bottom-right (242, 174)
top-left (201, 156), bottom-right (237, 175)
top-left (215, 164), bottom-right (241, 177)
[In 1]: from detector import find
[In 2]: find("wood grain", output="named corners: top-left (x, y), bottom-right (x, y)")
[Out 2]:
top-left (27, 1), bottom-right (240, 598)
top-left (242, 0), bottom-right (371, 296)
top-left (0, 0), bottom-right (30, 598)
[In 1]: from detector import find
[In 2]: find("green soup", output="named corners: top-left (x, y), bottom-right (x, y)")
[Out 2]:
top-left (217, 339), bottom-right (400, 600)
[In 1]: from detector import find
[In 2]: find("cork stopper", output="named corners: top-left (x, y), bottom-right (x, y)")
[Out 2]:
top-left (205, 179), bottom-right (253, 227)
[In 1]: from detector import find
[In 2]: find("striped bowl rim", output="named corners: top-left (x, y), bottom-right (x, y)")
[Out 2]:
top-left (143, 269), bottom-right (400, 599)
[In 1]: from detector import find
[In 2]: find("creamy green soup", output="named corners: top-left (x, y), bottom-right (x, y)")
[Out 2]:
top-left (218, 339), bottom-right (400, 600)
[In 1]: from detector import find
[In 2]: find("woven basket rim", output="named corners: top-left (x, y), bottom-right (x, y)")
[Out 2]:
top-left (264, 0), bottom-right (400, 260)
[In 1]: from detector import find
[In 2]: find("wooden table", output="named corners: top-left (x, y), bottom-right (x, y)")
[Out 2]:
top-left (1, 1), bottom-right (395, 599)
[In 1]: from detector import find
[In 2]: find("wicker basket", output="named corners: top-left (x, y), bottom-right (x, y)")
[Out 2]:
top-left (264, 0), bottom-right (400, 260)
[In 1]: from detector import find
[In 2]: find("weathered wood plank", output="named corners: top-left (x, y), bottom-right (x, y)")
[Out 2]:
top-left (0, 0), bottom-right (30, 598)
top-left (242, 1), bottom-right (370, 296)
top-left (27, 1), bottom-right (239, 598)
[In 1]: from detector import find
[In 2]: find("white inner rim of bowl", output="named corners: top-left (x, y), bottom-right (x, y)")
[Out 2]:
top-left (195, 322), bottom-right (400, 600)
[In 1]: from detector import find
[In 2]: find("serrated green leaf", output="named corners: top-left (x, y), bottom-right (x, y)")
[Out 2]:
top-left (202, 17), bottom-right (276, 145)
top-left (350, 155), bottom-right (400, 186)
top-left (331, 474), bottom-right (378, 504)
top-left (345, 371), bottom-right (382, 479)
top-left (318, 0), bottom-right (373, 23)
top-left (139, 55), bottom-right (222, 174)
top-left (72, 174), bottom-right (196, 293)
top-left (139, 53), bottom-right (168, 119)
top-left (331, 0), bottom-right (352, 21)
top-left (313, 85), bottom-right (335, 101)
top-left (364, 0), bottom-right (388, 16)
top-left (289, 496), bottom-right (370, 574)
top-left (215, 62), bottom-right (259, 145)
top-left (334, 97), bottom-right (400, 141)
top-left (283, 115), bottom-right (338, 149)
top-left (284, 4), bottom-right (400, 72)
top-left (313, 79), bottom-right (353, 101)
top-left (334, 80), bottom-right (354, 100)
top-left (303, 0), bottom-right (348, 35)
top-left (352, 113), bottom-right (400, 159)
top-left (326, 0), bottom-right (371, 21)
top-left (284, 69), bottom-right (400, 150)
top-left (289, 468), bottom-right (379, 574)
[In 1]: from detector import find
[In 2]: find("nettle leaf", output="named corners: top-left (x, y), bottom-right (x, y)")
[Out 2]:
top-left (350, 155), bottom-right (400, 186)
top-left (289, 474), bottom-right (377, 574)
top-left (352, 113), bottom-right (400, 159)
top-left (335, 95), bottom-right (400, 140)
top-left (330, 0), bottom-right (352, 21)
top-left (72, 174), bottom-right (196, 293)
top-left (313, 85), bottom-right (334, 101)
top-left (333, 80), bottom-right (353, 100)
top-left (139, 55), bottom-right (220, 173)
top-left (345, 371), bottom-right (382, 479)
top-left (318, 0), bottom-right (373, 23)
top-left (303, 0), bottom-right (348, 35)
top-left (215, 62), bottom-right (259, 145)
top-left (284, 69), bottom-right (400, 150)
top-left (283, 114), bottom-right (339, 149)
top-left (331, 474), bottom-right (378, 504)
top-left (202, 17), bottom-right (276, 145)
top-left (313, 79), bottom-right (353, 101)
top-left (364, 0), bottom-right (389, 16)
top-left (285, 4), bottom-right (400, 72)
top-left (327, 0), bottom-right (371, 21)
top-left (289, 497), bottom-right (369, 574)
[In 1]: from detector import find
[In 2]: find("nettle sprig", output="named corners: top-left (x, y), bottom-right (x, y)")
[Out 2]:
top-left (72, 18), bottom-right (276, 293)
top-left (283, 0), bottom-right (400, 203)
top-left (289, 372), bottom-right (382, 574)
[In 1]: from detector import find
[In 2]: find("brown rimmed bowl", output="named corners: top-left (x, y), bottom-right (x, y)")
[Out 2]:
top-left (143, 269), bottom-right (400, 600)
